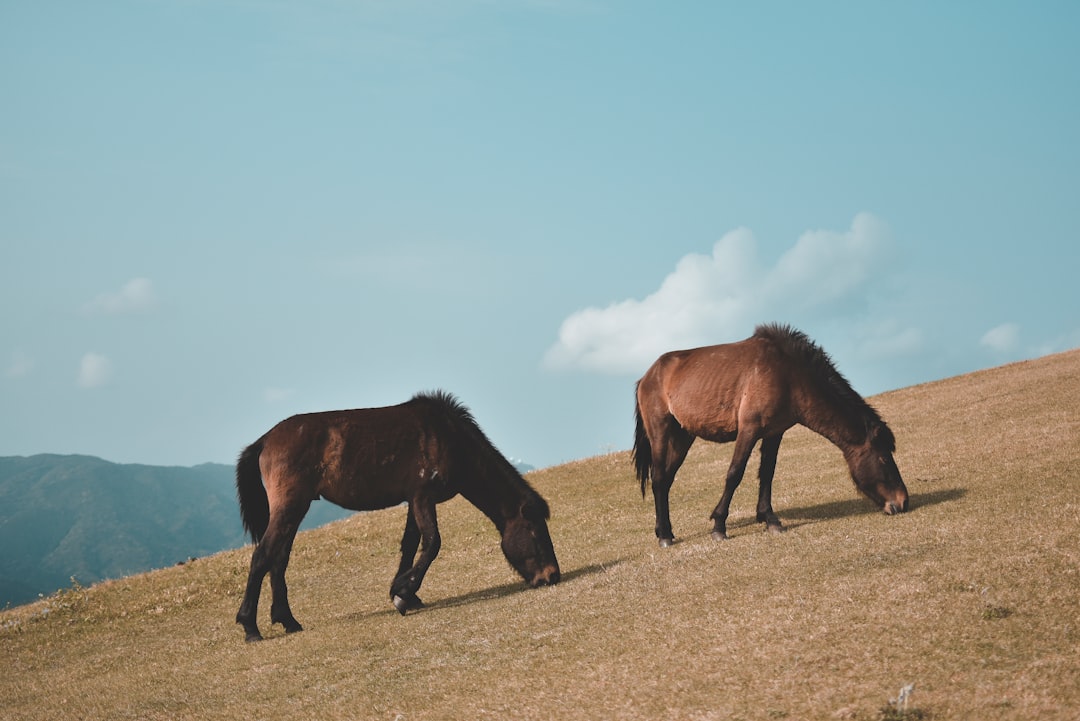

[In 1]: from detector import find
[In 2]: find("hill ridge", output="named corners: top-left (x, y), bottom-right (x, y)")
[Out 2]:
top-left (0, 454), bottom-right (354, 607)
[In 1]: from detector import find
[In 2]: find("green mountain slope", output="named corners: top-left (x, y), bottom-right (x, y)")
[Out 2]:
top-left (0, 455), bottom-right (353, 607)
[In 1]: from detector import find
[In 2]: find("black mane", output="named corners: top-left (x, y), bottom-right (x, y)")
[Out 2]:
top-left (412, 389), bottom-right (477, 426)
top-left (753, 323), bottom-right (895, 451)
top-left (411, 390), bottom-right (550, 518)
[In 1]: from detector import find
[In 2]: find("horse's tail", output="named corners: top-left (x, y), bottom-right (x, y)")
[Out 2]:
top-left (632, 383), bottom-right (652, 497)
top-left (236, 439), bottom-right (270, 544)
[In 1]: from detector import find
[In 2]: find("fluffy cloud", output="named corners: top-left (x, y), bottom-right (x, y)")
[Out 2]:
top-left (263, 387), bottom-right (296, 403)
top-left (544, 213), bottom-right (893, 374)
top-left (1032, 328), bottom-right (1080, 357)
top-left (5, 350), bottom-right (34, 379)
top-left (83, 278), bottom-right (157, 315)
top-left (857, 325), bottom-right (925, 360)
top-left (980, 323), bottom-right (1020, 352)
top-left (78, 352), bottom-right (112, 388)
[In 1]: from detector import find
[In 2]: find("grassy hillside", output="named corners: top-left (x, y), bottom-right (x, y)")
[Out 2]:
top-left (2, 350), bottom-right (1078, 720)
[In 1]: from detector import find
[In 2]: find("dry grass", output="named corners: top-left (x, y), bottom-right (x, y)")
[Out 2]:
top-left (3, 350), bottom-right (1078, 720)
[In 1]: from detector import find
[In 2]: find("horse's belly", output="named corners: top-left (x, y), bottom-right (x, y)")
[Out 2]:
top-left (318, 488), bottom-right (397, 512)
top-left (673, 406), bottom-right (739, 441)
top-left (316, 472), bottom-right (412, 512)
top-left (316, 465), bottom-right (455, 512)
top-left (697, 428), bottom-right (738, 443)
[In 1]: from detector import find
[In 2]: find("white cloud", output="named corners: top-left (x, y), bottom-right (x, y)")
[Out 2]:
top-left (764, 213), bottom-right (888, 306)
top-left (980, 323), bottom-right (1020, 353)
top-left (263, 387), bottom-right (296, 403)
top-left (1031, 328), bottom-right (1080, 357)
top-left (857, 324), bottom-right (925, 360)
top-left (544, 213), bottom-right (893, 374)
top-left (83, 278), bottom-right (157, 315)
top-left (5, 350), bottom-right (34, 379)
top-left (78, 352), bottom-right (112, 388)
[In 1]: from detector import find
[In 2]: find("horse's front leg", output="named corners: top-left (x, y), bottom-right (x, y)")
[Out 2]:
top-left (390, 504), bottom-right (424, 613)
top-left (710, 432), bottom-right (758, 540)
top-left (755, 435), bottom-right (785, 533)
top-left (390, 499), bottom-right (441, 615)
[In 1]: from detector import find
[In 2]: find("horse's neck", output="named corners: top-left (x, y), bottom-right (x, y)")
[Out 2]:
top-left (459, 466), bottom-right (515, 531)
top-left (796, 393), bottom-right (868, 453)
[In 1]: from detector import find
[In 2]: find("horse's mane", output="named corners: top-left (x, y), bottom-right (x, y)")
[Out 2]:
top-left (753, 324), bottom-right (896, 451)
top-left (410, 390), bottom-right (551, 518)
top-left (413, 390), bottom-right (481, 431)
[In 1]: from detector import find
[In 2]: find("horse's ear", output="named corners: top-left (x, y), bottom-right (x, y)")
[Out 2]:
top-left (870, 421), bottom-right (896, 452)
top-left (521, 495), bottom-right (551, 521)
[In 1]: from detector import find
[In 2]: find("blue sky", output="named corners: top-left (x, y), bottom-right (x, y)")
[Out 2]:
top-left (2, 1), bottom-right (1078, 470)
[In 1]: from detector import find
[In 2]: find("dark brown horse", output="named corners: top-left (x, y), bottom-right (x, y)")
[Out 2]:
top-left (235, 390), bottom-right (560, 642)
top-left (634, 323), bottom-right (909, 547)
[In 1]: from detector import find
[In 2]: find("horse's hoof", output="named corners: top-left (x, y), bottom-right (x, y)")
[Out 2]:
top-left (767, 523), bottom-right (786, 535)
top-left (393, 594), bottom-right (424, 615)
top-left (244, 631), bottom-right (263, 643)
top-left (711, 530), bottom-right (728, 541)
top-left (658, 537), bottom-right (674, 548)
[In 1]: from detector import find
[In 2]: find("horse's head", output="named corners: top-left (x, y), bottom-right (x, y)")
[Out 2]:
top-left (849, 423), bottom-right (909, 515)
top-left (501, 496), bottom-right (560, 588)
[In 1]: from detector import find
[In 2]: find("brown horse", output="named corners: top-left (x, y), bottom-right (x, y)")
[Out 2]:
top-left (235, 390), bottom-right (560, 642)
top-left (634, 323), bottom-right (909, 547)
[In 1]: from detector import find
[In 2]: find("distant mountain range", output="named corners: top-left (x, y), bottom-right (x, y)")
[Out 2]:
top-left (0, 453), bottom-right (536, 609)
top-left (0, 455), bottom-right (352, 608)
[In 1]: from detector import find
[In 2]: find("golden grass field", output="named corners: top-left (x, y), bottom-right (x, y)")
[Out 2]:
top-left (3, 350), bottom-right (1078, 720)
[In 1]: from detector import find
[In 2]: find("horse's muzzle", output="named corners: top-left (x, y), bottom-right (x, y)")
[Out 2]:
top-left (531, 565), bottom-right (561, 587)
top-left (884, 498), bottom-right (909, 515)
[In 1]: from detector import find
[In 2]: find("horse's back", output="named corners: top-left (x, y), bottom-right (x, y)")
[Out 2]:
top-left (643, 336), bottom-right (767, 400)
top-left (258, 403), bottom-right (445, 512)
top-left (640, 336), bottom-right (794, 439)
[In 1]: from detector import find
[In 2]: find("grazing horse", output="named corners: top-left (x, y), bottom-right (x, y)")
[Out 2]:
top-left (235, 390), bottom-right (560, 642)
top-left (633, 323), bottom-right (909, 547)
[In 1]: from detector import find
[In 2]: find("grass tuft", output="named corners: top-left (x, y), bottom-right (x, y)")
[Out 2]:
top-left (878, 683), bottom-right (925, 720)
top-left (877, 706), bottom-right (927, 721)
top-left (981, 605), bottom-right (1013, 621)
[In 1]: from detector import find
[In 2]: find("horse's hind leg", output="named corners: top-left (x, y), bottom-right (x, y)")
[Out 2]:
top-left (390, 504), bottom-right (425, 614)
top-left (238, 498), bottom-right (309, 640)
top-left (266, 507), bottom-right (308, 630)
top-left (237, 544), bottom-right (272, 642)
top-left (651, 424), bottom-right (693, 547)
top-left (755, 435), bottom-right (785, 533)
top-left (390, 498), bottom-right (441, 615)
